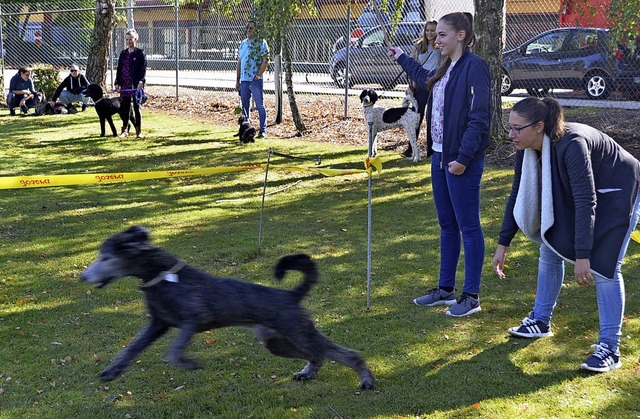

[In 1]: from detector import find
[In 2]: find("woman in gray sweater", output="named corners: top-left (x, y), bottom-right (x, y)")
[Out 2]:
top-left (493, 96), bottom-right (640, 372)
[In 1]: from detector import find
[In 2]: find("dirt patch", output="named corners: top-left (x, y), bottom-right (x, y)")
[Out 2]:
top-left (144, 86), bottom-right (640, 166)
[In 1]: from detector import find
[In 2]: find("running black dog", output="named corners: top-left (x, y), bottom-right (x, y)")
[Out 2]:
top-left (83, 84), bottom-right (135, 137)
top-left (233, 116), bottom-right (256, 143)
top-left (80, 226), bottom-right (375, 389)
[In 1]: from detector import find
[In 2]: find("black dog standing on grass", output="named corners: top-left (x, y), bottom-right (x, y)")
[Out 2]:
top-left (80, 226), bottom-right (375, 389)
top-left (233, 116), bottom-right (256, 143)
top-left (83, 84), bottom-right (135, 137)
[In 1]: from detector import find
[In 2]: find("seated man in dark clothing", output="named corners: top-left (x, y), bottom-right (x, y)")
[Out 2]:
top-left (51, 64), bottom-right (90, 111)
top-left (7, 66), bottom-right (36, 115)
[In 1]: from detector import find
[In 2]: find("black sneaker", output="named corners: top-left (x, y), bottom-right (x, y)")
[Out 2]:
top-left (10, 109), bottom-right (15, 116)
top-left (81, 103), bottom-right (87, 112)
top-left (508, 312), bottom-right (553, 338)
top-left (581, 342), bottom-right (621, 372)
top-left (256, 132), bottom-right (266, 139)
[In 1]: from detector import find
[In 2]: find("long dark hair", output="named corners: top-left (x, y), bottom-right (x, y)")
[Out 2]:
top-left (427, 12), bottom-right (474, 92)
top-left (511, 97), bottom-right (566, 142)
top-left (415, 20), bottom-right (438, 54)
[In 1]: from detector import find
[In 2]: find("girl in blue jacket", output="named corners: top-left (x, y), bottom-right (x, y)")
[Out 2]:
top-left (388, 12), bottom-right (491, 317)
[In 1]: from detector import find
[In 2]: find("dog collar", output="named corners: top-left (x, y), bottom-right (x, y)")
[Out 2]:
top-left (140, 261), bottom-right (185, 289)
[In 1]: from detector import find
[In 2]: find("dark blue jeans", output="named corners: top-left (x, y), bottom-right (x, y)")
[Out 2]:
top-left (431, 152), bottom-right (485, 294)
top-left (7, 92), bottom-right (35, 111)
top-left (239, 79), bottom-right (266, 134)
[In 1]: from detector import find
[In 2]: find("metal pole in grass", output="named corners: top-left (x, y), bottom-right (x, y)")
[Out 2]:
top-left (366, 122), bottom-right (374, 309)
top-left (258, 148), bottom-right (273, 249)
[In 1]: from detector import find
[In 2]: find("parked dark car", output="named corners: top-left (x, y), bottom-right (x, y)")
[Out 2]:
top-left (501, 27), bottom-right (640, 99)
top-left (329, 22), bottom-right (425, 89)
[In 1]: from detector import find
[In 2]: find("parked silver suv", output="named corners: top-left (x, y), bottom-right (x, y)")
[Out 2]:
top-left (329, 22), bottom-right (425, 90)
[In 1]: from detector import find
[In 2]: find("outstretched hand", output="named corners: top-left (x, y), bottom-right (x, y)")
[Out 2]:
top-left (387, 46), bottom-right (404, 60)
top-left (493, 245), bottom-right (507, 279)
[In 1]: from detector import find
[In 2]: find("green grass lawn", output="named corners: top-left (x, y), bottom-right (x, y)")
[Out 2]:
top-left (0, 108), bottom-right (639, 418)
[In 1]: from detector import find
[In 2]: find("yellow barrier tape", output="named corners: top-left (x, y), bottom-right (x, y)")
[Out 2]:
top-left (0, 163), bottom-right (371, 190)
top-left (364, 157), bottom-right (383, 176)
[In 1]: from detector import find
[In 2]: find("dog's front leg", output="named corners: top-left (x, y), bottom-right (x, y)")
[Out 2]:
top-left (101, 320), bottom-right (169, 381)
top-left (408, 129), bottom-right (420, 163)
top-left (99, 115), bottom-right (108, 137)
top-left (166, 323), bottom-right (201, 370)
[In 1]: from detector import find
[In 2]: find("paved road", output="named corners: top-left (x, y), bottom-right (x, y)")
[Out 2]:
top-left (144, 69), bottom-right (640, 109)
top-left (4, 67), bottom-right (640, 109)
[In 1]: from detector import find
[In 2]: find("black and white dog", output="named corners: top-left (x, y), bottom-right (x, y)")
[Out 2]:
top-left (359, 89), bottom-right (420, 162)
top-left (233, 116), bottom-right (256, 143)
top-left (80, 226), bottom-right (375, 389)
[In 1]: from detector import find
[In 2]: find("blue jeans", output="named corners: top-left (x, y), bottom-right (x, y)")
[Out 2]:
top-left (7, 92), bottom-right (35, 111)
top-left (533, 192), bottom-right (640, 352)
top-left (59, 90), bottom-right (90, 106)
top-left (431, 152), bottom-right (485, 294)
top-left (239, 79), bottom-right (266, 134)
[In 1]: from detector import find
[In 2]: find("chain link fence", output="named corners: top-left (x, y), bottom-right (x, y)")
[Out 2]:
top-left (1, 0), bottom-right (639, 110)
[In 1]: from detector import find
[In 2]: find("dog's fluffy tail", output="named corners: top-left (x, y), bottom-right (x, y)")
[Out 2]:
top-left (274, 254), bottom-right (318, 301)
top-left (402, 94), bottom-right (418, 110)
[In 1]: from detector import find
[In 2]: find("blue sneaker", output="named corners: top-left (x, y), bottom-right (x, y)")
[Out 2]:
top-left (412, 287), bottom-right (456, 306)
top-left (445, 293), bottom-right (481, 317)
top-left (581, 342), bottom-right (621, 372)
top-left (508, 312), bottom-right (553, 338)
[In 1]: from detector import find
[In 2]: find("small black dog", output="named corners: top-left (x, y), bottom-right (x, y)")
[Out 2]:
top-left (83, 84), bottom-right (135, 137)
top-left (233, 116), bottom-right (256, 143)
top-left (80, 226), bottom-right (375, 389)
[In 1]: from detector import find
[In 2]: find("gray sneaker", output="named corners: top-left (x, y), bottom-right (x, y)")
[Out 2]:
top-left (446, 293), bottom-right (481, 317)
top-left (413, 288), bottom-right (456, 306)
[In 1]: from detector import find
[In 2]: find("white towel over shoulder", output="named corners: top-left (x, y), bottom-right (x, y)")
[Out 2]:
top-left (513, 135), bottom-right (554, 243)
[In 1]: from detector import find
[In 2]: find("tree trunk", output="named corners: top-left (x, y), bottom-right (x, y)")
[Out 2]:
top-left (86, 0), bottom-right (116, 89)
top-left (282, 34), bottom-right (306, 135)
top-left (473, 0), bottom-right (507, 141)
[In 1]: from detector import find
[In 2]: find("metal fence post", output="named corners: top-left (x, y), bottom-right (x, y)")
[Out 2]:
top-left (0, 4), bottom-right (5, 80)
top-left (174, 0), bottom-right (179, 100)
top-left (343, 5), bottom-right (351, 120)
top-left (274, 52), bottom-right (283, 123)
top-left (366, 121), bottom-right (374, 309)
top-left (258, 148), bottom-right (273, 249)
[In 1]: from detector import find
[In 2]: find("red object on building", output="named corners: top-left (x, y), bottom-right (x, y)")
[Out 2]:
top-left (350, 28), bottom-right (365, 44)
top-left (34, 30), bottom-right (42, 46)
top-left (559, 0), bottom-right (610, 28)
